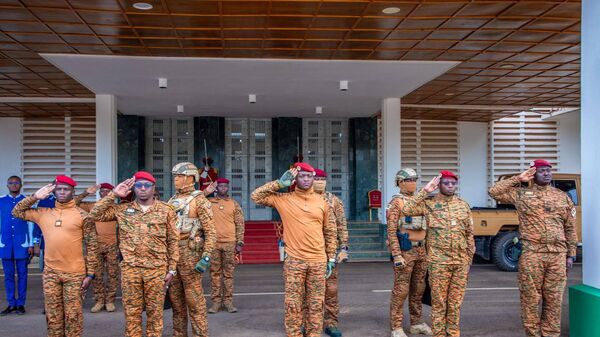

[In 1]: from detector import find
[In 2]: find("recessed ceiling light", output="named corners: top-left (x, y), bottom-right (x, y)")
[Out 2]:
top-left (133, 2), bottom-right (153, 10)
top-left (382, 7), bottom-right (401, 14)
top-left (177, 105), bottom-right (184, 113)
top-left (339, 80), bottom-right (348, 91)
top-left (315, 106), bottom-right (323, 115)
top-left (499, 63), bottom-right (515, 69)
top-left (249, 94), bottom-right (256, 104)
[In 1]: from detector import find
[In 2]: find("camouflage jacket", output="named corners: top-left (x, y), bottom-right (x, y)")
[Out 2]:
top-left (489, 176), bottom-right (578, 256)
top-left (89, 192), bottom-right (180, 271)
top-left (169, 189), bottom-right (216, 256)
top-left (386, 193), bottom-right (426, 258)
top-left (323, 192), bottom-right (348, 249)
top-left (403, 190), bottom-right (475, 265)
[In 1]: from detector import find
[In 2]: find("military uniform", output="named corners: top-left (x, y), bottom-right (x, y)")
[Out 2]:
top-left (251, 175), bottom-right (337, 337)
top-left (13, 194), bottom-right (98, 337)
top-left (90, 191), bottom-right (179, 337)
top-left (387, 193), bottom-right (429, 333)
top-left (209, 191), bottom-right (244, 311)
top-left (167, 186), bottom-right (216, 336)
top-left (322, 191), bottom-right (348, 331)
top-left (403, 189), bottom-right (474, 337)
top-left (489, 175), bottom-right (577, 337)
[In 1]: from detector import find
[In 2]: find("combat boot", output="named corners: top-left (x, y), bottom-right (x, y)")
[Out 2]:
top-left (90, 302), bottom-right (104, 313)
top-left (324, 326), bottom-right (342, 337)
top-left (224, 303), bottom-right (238, 313)
top-left (208, 302), bottom-right (221, 314)
top-left (391, 328), bottom-right (408, 337)
top-left (105, 302), bottom-right (116, 312)
top-left (409, 323), bottom-right (433, 336)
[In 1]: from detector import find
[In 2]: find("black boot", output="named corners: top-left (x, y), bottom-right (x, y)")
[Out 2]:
top-left (0, 306), bottom-right (16, 316)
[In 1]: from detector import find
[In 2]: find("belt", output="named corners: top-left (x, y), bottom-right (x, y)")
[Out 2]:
top-left (411, 241), bottom-right (425, 247)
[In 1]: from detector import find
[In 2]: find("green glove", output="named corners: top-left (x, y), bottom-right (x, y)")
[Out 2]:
top-left (277, 170), bottom-right (296, 188)
top-left (326, 259), bottom-right (336, 279)
top-left (194, 254), bottom-right (211, 273)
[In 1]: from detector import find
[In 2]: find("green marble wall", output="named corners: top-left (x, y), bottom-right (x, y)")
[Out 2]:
top-left (194, 117), bottom-right (225, 171)
top-left (271, 117), bottom-right (303, 219)
top-left (117, 115), bottom-right (145, 183)
top-left (349, 117), bottom-right (378, 221)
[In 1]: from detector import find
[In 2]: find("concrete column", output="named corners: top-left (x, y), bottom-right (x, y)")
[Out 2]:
top-left (95, 94), bottom-right (117, 185)
top-left (381, 98), bottom-right (401, 223)
top-left (570, 1), bottom-right (600, 336)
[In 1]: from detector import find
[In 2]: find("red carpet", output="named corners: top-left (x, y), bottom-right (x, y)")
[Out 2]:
top-left (240, 221), bottom-right (281, 264)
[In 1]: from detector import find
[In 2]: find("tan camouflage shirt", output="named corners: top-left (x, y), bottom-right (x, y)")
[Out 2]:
top-left (403, 190), bottom-right (475, 265)
top-left (170, 189), bottom-right (216, 256)
top-left (251, 181), bottom-right (337, 262)
top-left (489, 176), bottom-right (578, 256)
top-left (323, 192), bottom-right (348, 249)
top-left (386, 193), bottom-right (426, 258)
top-left (89, 192), bottom-right (180, 271)
top-left (12, 196), bottom-right (99, 275)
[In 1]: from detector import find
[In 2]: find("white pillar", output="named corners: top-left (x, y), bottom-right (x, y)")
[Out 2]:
top-left (95, 94), bottom-right (117, 185)
top-left (581, 0), bottom-right (600, 289)
top-left (381, 98), bottom-right (401, 223)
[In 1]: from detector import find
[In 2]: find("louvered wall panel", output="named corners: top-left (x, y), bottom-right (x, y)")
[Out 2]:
top-left (22, 116), bottom-right (96, 196)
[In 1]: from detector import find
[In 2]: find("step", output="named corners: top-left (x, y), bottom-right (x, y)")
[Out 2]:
top-left (348, 235), bottom-right (383, 244)
top-left (348, 242), bottom-right (387, 251)
top-left (347, 222), bottom-right (383, 229)
top-left (244, 237), bottom-right (279, 244)
top-left (245, 222), bottom-right (278, 230)
top-left (244, 245), bottom-right (279, 252)
top-left (244, 229), bottom-right (279, 237)
top-left (349, 251), bottom-right (391, 261)
top-left (348, 228), bottom-right (381, 236)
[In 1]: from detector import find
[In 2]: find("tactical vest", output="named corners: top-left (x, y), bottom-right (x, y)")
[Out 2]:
top-left (392, 194), bottom-right (427, 230)
top-left (168, 190), bottom-right (206, 251)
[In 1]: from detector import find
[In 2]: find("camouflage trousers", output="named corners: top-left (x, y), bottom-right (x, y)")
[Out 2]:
top-left (518, 251), bottom-right (566, 337)
top-left (284, 257), bottom-right (326, 337)
top-left (390, 246), bottom-right (428, 330)
top-left (121, 263), bottom-right (166, 337)
top-left (93, 242), bottom-right (119, 304)
top-left (429, 263), bottom-right (469, 337)
top-left (210, 241), bottom-right (237, 306)
top-left (169, 240), bottom-right (208, 337)
top-left (43, 267), bottom-right (85, 337)
top-left (323, 267), bottom-right (340, 328)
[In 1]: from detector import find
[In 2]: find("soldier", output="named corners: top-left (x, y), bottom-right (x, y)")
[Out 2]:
top-left (208, 177), bottom-right (245, 314)
top-left (403, 171), bottom-right (474, 337)
top-left (251, 163), bottom-right (337, 337)
top-left (166, 162), bottom-right (216, 337)
top-left (199, 157), bottom-right (219, 191)
top-left (386, 168), bottom-right (432, 337)
top-left (0, 176), bottom-right (33, 316)
top-left (89, 171), bottom-right (179, 337)
top-left (12, 175), bottom-right (98, 337)
top-left (312, 168), bottom-right (349, 337)
top-left (489, 159), bottom-right (577, 337)
top-left (76, 183), bottom-right (120, 313)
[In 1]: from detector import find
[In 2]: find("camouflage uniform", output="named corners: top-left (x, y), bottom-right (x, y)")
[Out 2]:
top-left (386, 193), bottom-right (428, 331)
top-left (210, 194), bottom-right (244, 307)
top-left (489, 176), bottom-right (577, 337)
top-left (167, 185), bottom-right (216, 337)
top-left (251, 180), bottom-right (337, 337)
top-left (93, 241), bottom-right (119, 305)
top-left (322, 192), bottom-right (348, 330)
top-left (403, 190), bottom-right (474, 337)
top-left (12, 196), bottom-right (98, 337)
top-left (90, 192), bottom-right (179, 337)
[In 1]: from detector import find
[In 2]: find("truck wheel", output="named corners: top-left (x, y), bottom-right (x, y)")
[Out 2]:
top-left (491, 231), bottom-right (521, 272)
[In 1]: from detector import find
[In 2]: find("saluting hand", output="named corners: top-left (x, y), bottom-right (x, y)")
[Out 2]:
top-left (278, 168), bottom-right (298, 187)
top-left (424, 175), bottom-right (441, 193)
top-left (85, 184), bottom-right (100, 195)
top-left (205, 181), bottom-right (217, 195)
top-left (33, 184), bottom-right (55, 200)
top-left (113, 178), bottom-right (135, 198)
top-left (518, 167), bottom-right (536, 183)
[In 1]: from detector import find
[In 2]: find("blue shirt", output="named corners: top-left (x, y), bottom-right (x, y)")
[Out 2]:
top-left (0, 194), bottom-right (34, 259)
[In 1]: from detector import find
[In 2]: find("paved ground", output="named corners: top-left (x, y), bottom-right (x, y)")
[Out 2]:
top-left (0, 261), bottom-right (580, 337)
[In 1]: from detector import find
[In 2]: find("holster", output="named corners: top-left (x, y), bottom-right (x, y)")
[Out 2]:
top-left (396, 231), bottom-right (413, 252)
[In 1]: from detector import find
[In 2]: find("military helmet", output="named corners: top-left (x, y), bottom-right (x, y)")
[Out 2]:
top-left (395, 168), bottom-right (418, 185)
top-left (172, 162), bottom-right (200, 182)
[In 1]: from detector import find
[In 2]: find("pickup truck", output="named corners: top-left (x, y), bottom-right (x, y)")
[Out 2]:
top-left (472, 173), bottom-right (581, 271)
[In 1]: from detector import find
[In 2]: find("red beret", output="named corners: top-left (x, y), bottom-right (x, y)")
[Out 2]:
top-left (314, 169), bottom-right (327, 178)
top-left (133, 171), bottom-right (156, 183)
top-left (99, 183), bottom-right (114, 190)
top-left (530, 159), bottom-right (552, 169)
top-left (294, 162), bottom-right (315, 174)
top-left (55, 175), bottom-right (77, 187)
top-left (439, 170), bottom-right (458, 181)
top-left (216, 178), bottom-right (229, 184)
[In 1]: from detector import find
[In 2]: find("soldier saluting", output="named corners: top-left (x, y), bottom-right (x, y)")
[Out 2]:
top-left (489, 159), bottom-right (577, 337)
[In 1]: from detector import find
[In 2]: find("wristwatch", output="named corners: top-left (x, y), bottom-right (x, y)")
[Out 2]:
top-left (168, 270), bottom-right (177, 276)
top-left (569, 256), bottom-right (577, 262)
top-left (86, 274), bottom-right (96, 280)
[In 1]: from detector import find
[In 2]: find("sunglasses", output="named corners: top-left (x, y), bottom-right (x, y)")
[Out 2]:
top-left (134, 182), bottom-right (154, 189)
top-left (440, 181), bottom-right (457, 186)
top-left (7, 182), bottom-right (21, 185)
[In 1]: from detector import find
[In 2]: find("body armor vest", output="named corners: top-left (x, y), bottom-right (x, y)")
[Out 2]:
top-left (393, 194), bottom-right (427, 230)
